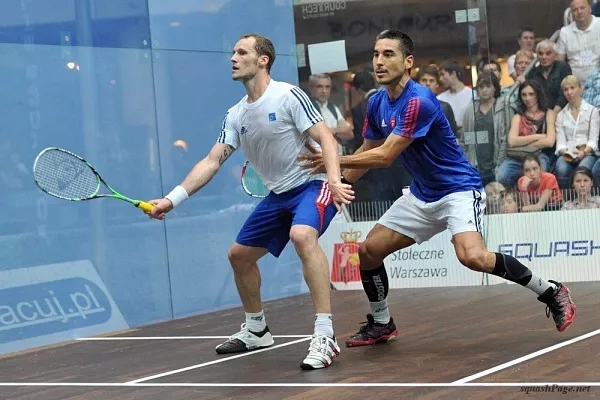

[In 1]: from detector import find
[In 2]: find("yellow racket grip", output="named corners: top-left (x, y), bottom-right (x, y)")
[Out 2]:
top-left (137, 201), bottom-right (154, 213)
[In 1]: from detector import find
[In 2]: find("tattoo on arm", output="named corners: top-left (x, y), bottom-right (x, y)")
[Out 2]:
top-left (218, 145), bottom-right (235, 165)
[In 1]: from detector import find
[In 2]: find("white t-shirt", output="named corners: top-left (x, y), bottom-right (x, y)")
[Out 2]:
top-left (437, 87), bottom-right (474, 129)
top-left (218, 79), bottom-right (327, 194)
top-left (556, 16), bottom-right (600, 83)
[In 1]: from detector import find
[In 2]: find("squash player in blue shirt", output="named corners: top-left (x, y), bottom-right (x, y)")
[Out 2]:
top-left (300, 29), bottom-right (576, 347)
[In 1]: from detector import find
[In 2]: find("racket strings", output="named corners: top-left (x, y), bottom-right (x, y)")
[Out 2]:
top-left (242, 164), bottom-right (270, 198)
top-left (34, 150), bottom-right (99, 199)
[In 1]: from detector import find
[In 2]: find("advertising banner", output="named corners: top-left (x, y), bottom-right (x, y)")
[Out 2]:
top-left (0, 260), bottom-right (129, 355)
top-left (320, 221), bottom-right (485, 290)
top-left (485, 210), bottom-right (600, 285)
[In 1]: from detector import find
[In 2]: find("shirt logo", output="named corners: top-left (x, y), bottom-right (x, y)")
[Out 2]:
top-left (240, 126), bottom-right (248, 135)
top-left (390, 117), bottom-right (396, 128)
top-left (381, 118), bottom-right (387, 128)
top-left (268, 112), bottom-right (277, 122)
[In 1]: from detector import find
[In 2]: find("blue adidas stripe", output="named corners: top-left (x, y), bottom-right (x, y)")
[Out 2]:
top-left (291, 87), bottom-right (322, 124)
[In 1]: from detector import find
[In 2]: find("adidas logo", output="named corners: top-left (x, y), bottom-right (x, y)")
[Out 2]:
top-left (381, 118), bottom-right (387, 128)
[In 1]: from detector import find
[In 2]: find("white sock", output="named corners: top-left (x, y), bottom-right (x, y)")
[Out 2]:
top-left (370, 299), bottom-right (390, 324)
top-left (526, 274), bottom-right (557, 296)
top-left (314, 313), bottom-right (334, 338)
top-left (245, 311), bottom-right (266, 333)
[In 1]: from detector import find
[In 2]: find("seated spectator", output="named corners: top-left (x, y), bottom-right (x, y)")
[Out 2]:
top-left (462, 72), bottom-right (515, 186)
top-left (583, 61), bottom-right (600, 108)
top-left (501, 187), bottom-right (521, 213)
top-left (496, 80), bottom-right (556, 187)
top-left (505, 49), bottom-right (536, 107)
top-left (554, 75), bottom-right (600, 188)
top-left (526, 40), bottom-right (572, 113)
top-left (507, 28), bottom-right (536, 81)
top-left (556, 0), bottom-right (600, 84)
top-left (518, 154), bottom-right (563, 212)
top-left (485, 181), bottom-right (506, 214)
top-left (562, 166), bottom-right (600, 209)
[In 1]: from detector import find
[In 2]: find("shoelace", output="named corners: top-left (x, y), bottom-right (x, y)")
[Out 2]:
top-left (546, 288), bottom-right (569, 322)
top-left (308, 334), bottom-right (328, 354)
top-left (229, 323), bottom-right (250, 340)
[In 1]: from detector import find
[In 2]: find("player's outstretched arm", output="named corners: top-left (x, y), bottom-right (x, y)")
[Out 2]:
top-left (338, 135), bottom-right (408, 169)
top-left (340, 138), bottom-right (385, 183)
top-left (147, 142), bottom-right (235, 220)
top-left (307, 121), bottom-right (355, 209)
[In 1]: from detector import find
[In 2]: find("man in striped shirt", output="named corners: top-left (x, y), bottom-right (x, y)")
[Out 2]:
top-left (148, 33), bottom-right (354, 370)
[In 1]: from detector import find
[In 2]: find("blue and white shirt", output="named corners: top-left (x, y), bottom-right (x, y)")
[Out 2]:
top-left (363, 79), bottom-right (483, 202)
top-left (218, 79), bottom-right (325, 194)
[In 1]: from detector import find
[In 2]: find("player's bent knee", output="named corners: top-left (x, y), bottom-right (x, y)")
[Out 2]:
top-left (227, 243), bottom-right (256, 269)
top-left (358, 241), bottom-right (380, 270)
top-left (457, 250), bottom-right (488, 272)
top-left (289, 225), bottom-right (318, 251)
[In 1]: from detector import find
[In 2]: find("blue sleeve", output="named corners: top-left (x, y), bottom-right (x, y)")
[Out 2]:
top-left (361, 98), bottom-right (384, 140)
top-left (391, 97), bottom-right (436, 139)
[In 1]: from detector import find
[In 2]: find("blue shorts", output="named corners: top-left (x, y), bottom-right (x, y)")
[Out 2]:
top-left (236, 180), bottom-right (337, 258)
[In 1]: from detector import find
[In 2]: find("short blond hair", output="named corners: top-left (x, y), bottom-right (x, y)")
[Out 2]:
top-left (515, 49), bottom-right (535, 63)
top-left (561, 74), bottom-right (582, 89)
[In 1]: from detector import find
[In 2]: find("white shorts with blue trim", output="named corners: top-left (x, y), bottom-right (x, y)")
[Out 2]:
top-left (377, 187), bottom-right (486, 244)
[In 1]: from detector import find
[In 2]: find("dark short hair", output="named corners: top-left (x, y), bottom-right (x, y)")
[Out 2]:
top-left (518, 27), bottom-right (534, 39)
top-left (571, 166), bottom-right (595, 186)
top-left (416, 64), bottom-right (440, 82)
top-left (522, 154), bottom-right (542, 168)
top-left (352, 71), bottom-right (375, 91)
top-left (375, 29), bottom-right (414, 58)
top-left (439, 59), bottom-right (463, 81)
top-left (240, 33), bottom-right (276, 73)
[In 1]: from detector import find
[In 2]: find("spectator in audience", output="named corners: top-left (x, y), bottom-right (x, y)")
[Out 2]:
top-left (462, 72), bottom-right (514, 186)
top-left (526, 40), bottom-right (573, 113)
top-left (349, 71), bottom-right (378, 154)
top-left (554, 75), bottom-right (600, 188)
top-left (485, 181), bottom-right (506, 214)
top-left (507, 28), bottom-right (536, 81)
top-left (438, 59), bottom-right (474, 134)
top-left (497, 80), bottom-right (556, 187)
top-left (561, 166), bottom-right (600, 209)
top-left (505, 49), bottom-right (537, 107)
top-left (557, 0), bottom-right (600, 83)
top-left (501, 187), bottom-right (521, 213)
top-left (308, 73), bottom-right (353, 154)
top-left (416, 64), bottom-right (459, 136)
top-left (518, 154), bottom-right (563, 212)
top-left (582, 61), bottom-right (600, 108)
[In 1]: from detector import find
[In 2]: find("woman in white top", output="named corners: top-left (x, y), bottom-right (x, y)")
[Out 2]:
top-left (554, 75), bottom-right (600, 189)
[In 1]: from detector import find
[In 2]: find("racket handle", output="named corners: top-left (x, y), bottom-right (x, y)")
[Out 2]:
top-left (137, 201), bottom-right (154, 213)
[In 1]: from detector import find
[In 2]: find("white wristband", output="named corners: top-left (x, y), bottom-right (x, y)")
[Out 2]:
top-left (165, 185), bottom-right (189, 209)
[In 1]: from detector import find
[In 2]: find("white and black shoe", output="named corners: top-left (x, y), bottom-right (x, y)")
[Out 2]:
top-left (215, 323), bottom-right (274, 354)
top-left (300, 333), bottom-right (340, 370)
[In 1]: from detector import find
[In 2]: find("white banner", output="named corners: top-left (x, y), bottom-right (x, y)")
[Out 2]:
top-left (319, 221), bottom-right (485, 290)
top-left (484, 209), bottom-right (600, 285)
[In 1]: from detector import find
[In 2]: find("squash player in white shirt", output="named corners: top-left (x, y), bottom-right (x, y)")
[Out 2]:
top-left (146, 33), bottom-right (354, 370)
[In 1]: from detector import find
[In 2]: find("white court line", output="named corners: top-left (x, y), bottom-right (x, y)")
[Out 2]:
top-left (77, 335), bottom-right (311, 340)
top-left (453, 328), bottom-right (600, 384)
top-left (0, 382), bottom-right (598, 387)
top-left (126, 336), bottom-right (312, 384)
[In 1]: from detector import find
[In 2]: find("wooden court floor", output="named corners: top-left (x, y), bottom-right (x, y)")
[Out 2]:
top-left (0, 282), bottom-right (598, 399)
